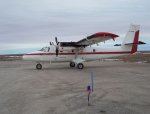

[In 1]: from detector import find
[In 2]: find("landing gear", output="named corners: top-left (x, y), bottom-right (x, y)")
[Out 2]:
top-left (36, 63), bottom-right (42, 70)
top-left (70, 62), bottom-right (75, 67)
top-left (77, 63), bottom-right (84, 69)
top-left (70, 62), bottom-right (84, 69)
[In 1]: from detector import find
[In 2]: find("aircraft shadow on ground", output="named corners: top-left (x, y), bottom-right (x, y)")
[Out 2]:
top-left (24, 63), bottom-right (129, 71)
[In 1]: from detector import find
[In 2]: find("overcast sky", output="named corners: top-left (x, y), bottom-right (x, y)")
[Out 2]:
top-left (0, 0), bottom-right (150, 54)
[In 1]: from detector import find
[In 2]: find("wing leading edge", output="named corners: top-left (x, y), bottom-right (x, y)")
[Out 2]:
top-left (60, 32), bottom-right (119, 47)
top-left (76, 32), bottom-right (119, 46)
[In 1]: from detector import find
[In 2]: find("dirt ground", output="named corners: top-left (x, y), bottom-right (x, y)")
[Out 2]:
top-left (0, 60), bottom-right (150, 114)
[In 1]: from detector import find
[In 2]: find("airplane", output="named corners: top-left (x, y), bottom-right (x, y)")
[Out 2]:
top-left (22, 24), bottom-right (145, 70)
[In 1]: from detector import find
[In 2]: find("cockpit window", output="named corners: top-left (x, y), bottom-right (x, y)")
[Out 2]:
top-left (39, 47), bottom-right (50, 52)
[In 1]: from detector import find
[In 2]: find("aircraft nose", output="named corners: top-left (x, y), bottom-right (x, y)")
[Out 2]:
top-left (22, 54), bottom-right (28, 60)
top-left (22, 54), bottom-right (32, 60)
top-left (22, 51), bottom-right (40, 61)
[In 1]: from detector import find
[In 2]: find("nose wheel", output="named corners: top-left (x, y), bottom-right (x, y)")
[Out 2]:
top-left (36, 63), bottom-right (42, 70)
top-left (70, 62), bottom-right (75, 67)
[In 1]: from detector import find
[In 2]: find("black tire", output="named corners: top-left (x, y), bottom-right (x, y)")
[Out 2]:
top-left (77, 63), bottom-right (84, 69)
top-left (36, 63), bottom-right (42, 70)
top-left (70, 62), bottom-right (75, 67)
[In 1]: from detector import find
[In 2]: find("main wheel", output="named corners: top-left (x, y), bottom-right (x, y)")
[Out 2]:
top-left (70, 62), bottom-right (75, 67)
top-left (36, 63), bottom-right (42, 70)
top-left (77, 63), bottom-right (84, 69)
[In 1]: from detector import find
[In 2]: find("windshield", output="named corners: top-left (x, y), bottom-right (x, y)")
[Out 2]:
top-left (39, 47), bottom-right (50, 52)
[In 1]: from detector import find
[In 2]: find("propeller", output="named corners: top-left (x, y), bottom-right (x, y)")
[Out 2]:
top-left (49, 36), bottom-right (59, 46)
top-left (49, 38), bottom-right (59, 56)
top-left (55, 37), bottom-right (59, 45)
top-left (55, 37), bottom-right (59, 57)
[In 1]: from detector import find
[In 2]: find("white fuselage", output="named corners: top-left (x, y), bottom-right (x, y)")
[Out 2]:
top-left (23, 45), bottom-right (132, 63)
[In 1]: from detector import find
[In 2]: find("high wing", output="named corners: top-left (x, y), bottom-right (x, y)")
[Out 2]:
top-left (60, 32), bottom-right (119, 47)
top-left (76, 32), bottom-right (119, 46)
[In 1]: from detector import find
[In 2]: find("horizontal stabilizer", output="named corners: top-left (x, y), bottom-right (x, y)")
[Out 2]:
top-left (114, 44), bottom-right (121, 46)
top-left (114, 41), bottom-right (146, 46)
top-left (125, 41), bottom-right (146, 45)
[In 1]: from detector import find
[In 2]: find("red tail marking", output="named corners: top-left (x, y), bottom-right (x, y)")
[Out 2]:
top-left (131, 30), bottom-right (139, 53)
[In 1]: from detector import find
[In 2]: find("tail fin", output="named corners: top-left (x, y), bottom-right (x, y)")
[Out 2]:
top-left (122, 24), bottom-right (140, 53)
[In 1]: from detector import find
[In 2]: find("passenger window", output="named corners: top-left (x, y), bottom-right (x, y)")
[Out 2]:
top-left (93, 49), bottom-right (96, 52)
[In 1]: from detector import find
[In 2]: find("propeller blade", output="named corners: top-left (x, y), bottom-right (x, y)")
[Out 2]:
top-left (55, 37), bottom-right (58, 44)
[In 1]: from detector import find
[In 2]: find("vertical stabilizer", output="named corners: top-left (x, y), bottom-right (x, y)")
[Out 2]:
top-left (122, 24), bottom-right (140, 53)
